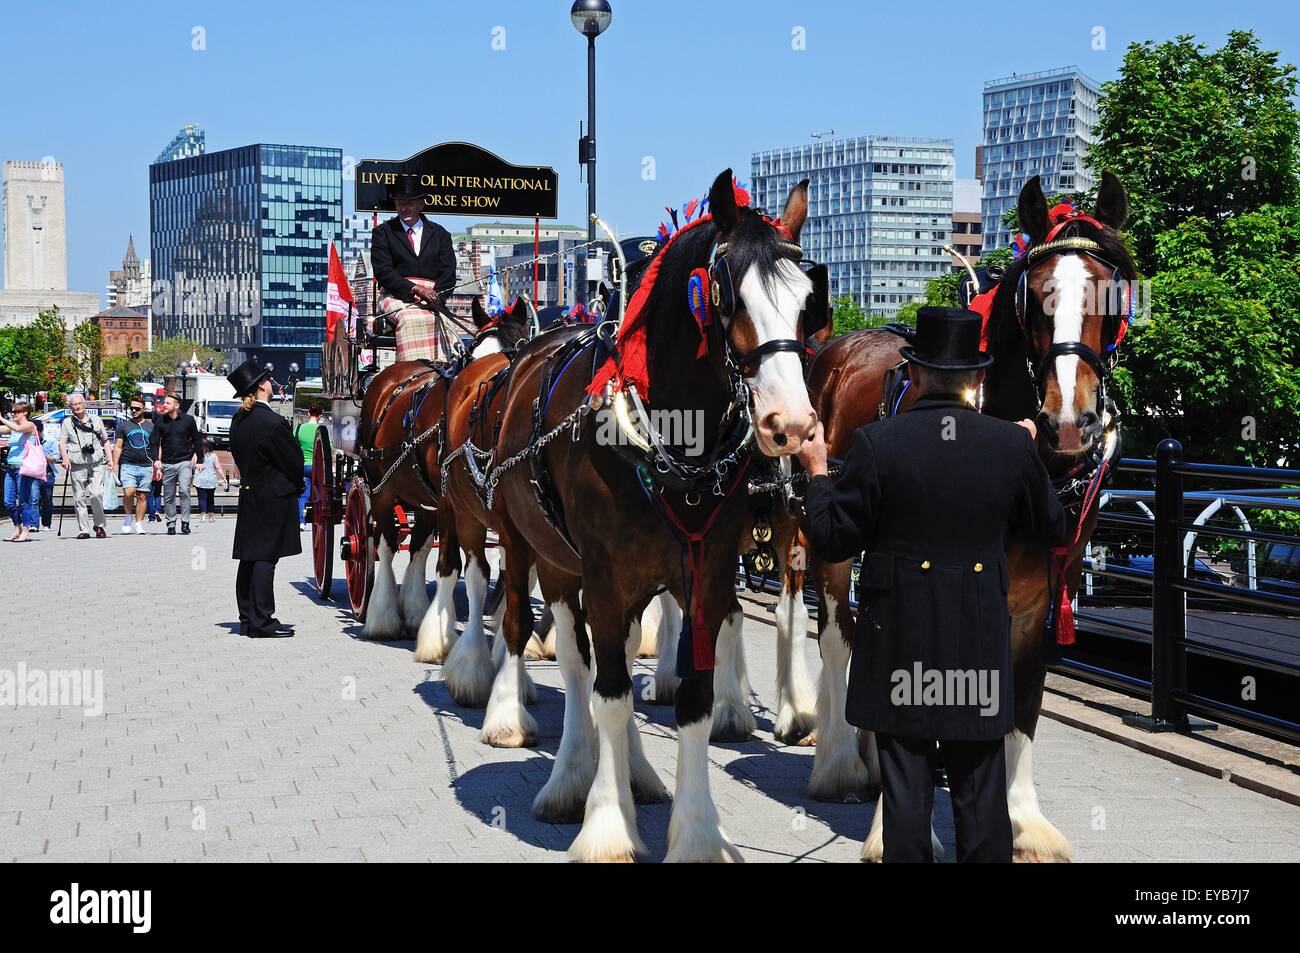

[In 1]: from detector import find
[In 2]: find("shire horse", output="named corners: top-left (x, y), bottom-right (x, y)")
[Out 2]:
top-left (355, 297), bottom-right (530, 642)
top-left (783, 172), bottom-right (1134, 861)
top-left (483, 170), bottom-right (818, 861)
top-left (419, 294), bottom-right (536, 694)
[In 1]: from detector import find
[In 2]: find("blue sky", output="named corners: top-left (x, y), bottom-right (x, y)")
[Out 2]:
top-left (2, 0), bottom-right (1297, 301)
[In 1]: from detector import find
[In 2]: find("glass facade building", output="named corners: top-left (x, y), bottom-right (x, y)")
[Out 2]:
top-left (751, 136), bottom-right (955, 317)
top-left (149, 143), bottom-right (342, 375)
top-left (980, 66), bottom-right (1100, 252)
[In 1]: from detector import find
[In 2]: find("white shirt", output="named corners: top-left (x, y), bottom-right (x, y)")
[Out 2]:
top-left (404, 218), bottom-right (424, 256)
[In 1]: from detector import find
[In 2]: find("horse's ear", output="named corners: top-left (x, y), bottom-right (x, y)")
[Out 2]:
top-left (471, 295), bottom-right (490, 328)
top-left (709, 168), bottom-right (739, 236)
top-left (1094, 171), bottom-right (1129, 230)
top-left (1017, 175), bottom-right (1050, 245)
top-left (781, 178), bottom-right (810, 241)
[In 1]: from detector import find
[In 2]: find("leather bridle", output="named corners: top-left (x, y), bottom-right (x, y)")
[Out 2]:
top-left (1013, 216), bottom-right (1134, 414)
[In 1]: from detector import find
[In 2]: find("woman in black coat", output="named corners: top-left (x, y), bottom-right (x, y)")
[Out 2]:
top-left (226, 360), bottom-right (304, 637)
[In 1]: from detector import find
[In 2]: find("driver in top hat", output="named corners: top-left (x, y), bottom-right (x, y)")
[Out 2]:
top-left (370, 180), bottom-right (458, 310)
top-left (226, 359), bottom-right (304, 638)
top-left (797, 306), bottom-right (1068, 863)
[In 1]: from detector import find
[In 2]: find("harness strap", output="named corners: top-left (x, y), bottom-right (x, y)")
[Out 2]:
top-left (639, 458), bottom-right (751, 676)
top-left (1046, 452), bottom-right (1110, 648)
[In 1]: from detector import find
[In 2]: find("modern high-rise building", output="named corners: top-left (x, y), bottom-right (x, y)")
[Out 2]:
top-left (751, 136), bottom-right (955, 317)
top-left (149, 141), bottom-right (343, 375)
top-left (979, 66), bottom-right (1101, 252)
top-left (0, 160), bottom-right (99, 329)
top-left (156, 124), bottom-right (206, 164)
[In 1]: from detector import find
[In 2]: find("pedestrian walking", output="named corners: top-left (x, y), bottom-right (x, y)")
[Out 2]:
top-left (113, 396), bottom-right (153, 535)
top-left (193, 438), bottom-right (229, 523)
top-left (294, 405), bottom-right (322, 530)
top-left (35, 419), bottom-right (60, 532)
top-left (1, 401), bottom-right (42, 542)
top-left (227, 360), bottom-right (302, 638)
top-left (58, 394), bottom-right (111, 540)
top-left (798, 307), bottom-right (1069, 863)
top-left (149, 391), bottom-right (202, 535)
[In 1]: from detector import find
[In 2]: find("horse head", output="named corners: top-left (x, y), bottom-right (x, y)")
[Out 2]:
top-left (470, 294), bottom-right (533, 358)
top-left (701, 168), bottom-right (818, 455)
top-left (1008, 171), bottom-right (1133, 454)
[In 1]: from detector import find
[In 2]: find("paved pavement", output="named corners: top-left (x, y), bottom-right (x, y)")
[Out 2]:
top-left (3, 519), bottom-right (1299, 862)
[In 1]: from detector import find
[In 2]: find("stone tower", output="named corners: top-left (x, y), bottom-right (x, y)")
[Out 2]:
top-left (3, 159), bottom-right (70, 291)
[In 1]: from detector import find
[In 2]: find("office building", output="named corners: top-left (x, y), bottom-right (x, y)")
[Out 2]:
top-left (980, 66), bottom-right (1100, 251)
top-left (149, 141), bottom-right (343, 375)
top-left (751, 135), bottom-right (955, 317)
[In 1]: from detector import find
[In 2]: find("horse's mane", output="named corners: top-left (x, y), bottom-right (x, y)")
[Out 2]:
top-left (642, 206), bottom-right (797, 356)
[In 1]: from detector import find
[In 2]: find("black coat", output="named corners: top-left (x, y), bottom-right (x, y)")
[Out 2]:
top-left (370, 215), bottom-right (457, 303)
top-left (804, 394), bottom-right (1068, 741)
top-left (229, 402), bottom-right (304, 562)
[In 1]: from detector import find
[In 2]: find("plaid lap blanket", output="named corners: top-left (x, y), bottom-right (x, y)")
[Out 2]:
top-left (380, 277), bottom-right (459, 363)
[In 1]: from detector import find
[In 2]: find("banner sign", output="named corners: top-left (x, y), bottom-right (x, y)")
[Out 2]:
top-left (355, 142), bottom-right (558, 219)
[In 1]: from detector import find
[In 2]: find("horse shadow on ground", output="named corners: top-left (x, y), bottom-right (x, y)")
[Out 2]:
top-left (413, 663), bottom-right (617, 857)
top-left (631, 671), bottom-right (959, 861)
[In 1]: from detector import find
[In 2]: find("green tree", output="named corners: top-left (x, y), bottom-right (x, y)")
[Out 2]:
top-left (131, 336), bottom-right (222, 379)
top-left (73, 320), bottom-right (104, 396)
top-left (832, 295), bottom-right (897, 335)
top-left (1087, 31), bottom-right (1300, 273)
top-left (102, 355), bottom-right (139, 403)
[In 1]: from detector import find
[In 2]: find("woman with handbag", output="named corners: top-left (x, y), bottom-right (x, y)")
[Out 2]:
top-left (1, 401), bottom-right (43, 542)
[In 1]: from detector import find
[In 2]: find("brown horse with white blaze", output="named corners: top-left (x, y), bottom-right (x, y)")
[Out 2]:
top-left (788, 172), bottom-right (1134, 862)
top-left (487, 170), bottom-right (819, 861)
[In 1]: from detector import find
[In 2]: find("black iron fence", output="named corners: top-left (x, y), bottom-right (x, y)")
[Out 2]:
top-left (1067, 439), bottom-right (1300, 744)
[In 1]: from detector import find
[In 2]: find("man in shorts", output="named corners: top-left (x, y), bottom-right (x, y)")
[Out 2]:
top-left (113, 396), bottom-right (154, 534)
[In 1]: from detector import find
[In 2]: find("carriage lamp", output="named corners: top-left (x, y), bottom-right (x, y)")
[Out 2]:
top-left (571, 0), bottom-right (612, 307)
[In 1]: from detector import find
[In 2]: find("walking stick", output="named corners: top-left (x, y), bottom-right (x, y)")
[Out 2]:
top-left (57, 466), bottom-right (71, 537)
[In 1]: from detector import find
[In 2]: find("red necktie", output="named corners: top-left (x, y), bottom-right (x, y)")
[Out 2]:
top-left (407, 226), bottom-right (416, 252)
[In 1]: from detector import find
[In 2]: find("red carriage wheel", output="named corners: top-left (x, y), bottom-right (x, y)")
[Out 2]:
top-left (342, 476), bottom-right (375, 620)
top-left (310, 425), bottom-right (336, 600)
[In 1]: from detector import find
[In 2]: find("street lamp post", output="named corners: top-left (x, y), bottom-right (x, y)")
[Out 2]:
top-left (571, 0), bottom-right (612, 306)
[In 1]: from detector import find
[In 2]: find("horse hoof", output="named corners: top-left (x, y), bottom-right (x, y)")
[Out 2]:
top-left (796, 729), bottom-right (818, 747)
top-left (773, 707), bottom-right (817, 746)
top-left (710, 703), bottom-right (755, 744)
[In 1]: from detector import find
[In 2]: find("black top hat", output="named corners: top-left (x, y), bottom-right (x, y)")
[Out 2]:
top-left (900, 306), bottom-right (993, 370)
top-left (227, 359), bottom-right (272, 398)
top-left (388, 177), bottom-right (431, 203)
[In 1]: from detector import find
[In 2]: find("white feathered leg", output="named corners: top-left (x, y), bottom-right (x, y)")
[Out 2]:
top-left (665, 718), bottom-right (741, 863)
top-left (653, 592), bottom-right (681, 705)
top-left (363, 538), bottom-right (404, 640)
top-left (808, 594), bottom-right (871, 800)
top-left (533, 601), bottom-right (597, 822)
top-left (442, 558), bottom-right (494, 707)
top-left (624, 626), bottom-right (665, 804)
top-left (399, 537), bottom-right (432, 634)
top-left (772, 579), bottom-right (817, 744)
top-left (480, 650), bottom-right (537, 747)
top-left (1006, 729), bottom-right (1072, 862)
top-left (568, 691), bottom-right (643, 862)
top-left (710, 609), bottom-right (755, 742)
top-left (413, 566), bottom-right (459, 663)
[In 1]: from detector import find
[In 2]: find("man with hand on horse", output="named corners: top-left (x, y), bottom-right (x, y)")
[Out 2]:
top-left (370, 180), bottom-right (457, 313)
top-left (797, 307), bottom-right (1068, 862)
top-left (226, 360), bottom-right (303, 639)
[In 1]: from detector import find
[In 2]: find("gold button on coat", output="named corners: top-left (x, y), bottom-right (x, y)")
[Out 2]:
top-left (974, 562), bottom-right (984, 573)
top-left (920, 560), bottom-right (931, 571)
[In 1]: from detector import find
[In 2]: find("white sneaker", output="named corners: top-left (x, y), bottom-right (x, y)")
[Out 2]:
top-left (120, 520), bottom-right (134, 534)
top-left (135, 522), bottom-right (146, 535)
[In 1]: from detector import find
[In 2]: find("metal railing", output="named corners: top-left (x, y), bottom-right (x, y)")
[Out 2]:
top-left (1060, 440), bottom-right (1300, 743)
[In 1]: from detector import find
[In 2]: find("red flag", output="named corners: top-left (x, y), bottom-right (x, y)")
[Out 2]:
top-left (326, 242), bottom-right (354, 343)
